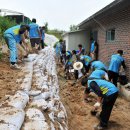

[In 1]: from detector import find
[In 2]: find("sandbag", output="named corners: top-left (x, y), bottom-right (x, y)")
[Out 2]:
top-left (7, 91), bottom-right (29, 109)
top-left (30, 99), bottom-right (48, 110)
top-left (0, 107), bottom-right (25, 130)
top-left (33, 92), bottom-right (50, 100)
top-left (23, 108), bottom-right (49, 130)
top-left (20, 77), bottom-right (32, 91)
top-left (29, 90), bottom-right (41, 96)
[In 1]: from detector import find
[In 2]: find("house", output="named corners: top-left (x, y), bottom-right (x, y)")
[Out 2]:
top-left (0, 9), bottom-right (31, 24)
top-left (63, 0), bottom-right (130, 80)
top-left (63, 30), bottom-right (90, 52)
top-left (5, 15), bottom-right (31, 24)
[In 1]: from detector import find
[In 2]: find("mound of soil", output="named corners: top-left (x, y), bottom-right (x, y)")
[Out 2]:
top-left (0, 54), bottom-right (25, 100)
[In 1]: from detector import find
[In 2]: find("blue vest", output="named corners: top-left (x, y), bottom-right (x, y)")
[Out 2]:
top-left (91, 61), bottom-right (107, 70)
top-left (90, 41), bottom-right (95, 52)
top-left (108, 54), bottom-right (124, 73)
top-left (88, 79), bottom-right (118, 96)
top-left (29, 22), bottom-right (40, 38)
top-left (81, 55), bottom-right (92, 66)
top-left (89, 70), bottom-right (106, 79)
top-left (4, 25), bottom-right (21, 43)
top-left (66, 51), bottom-right (72, 65)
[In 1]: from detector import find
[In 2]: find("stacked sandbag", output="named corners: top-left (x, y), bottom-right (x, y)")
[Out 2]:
top-left (0, 47), bottom-right (68, 130)
top-left (0, 54), bottom-right (38, 130)
top-left (0, 107), bottom-right (25, 130)
top-left (22, 47), bottom-right (68, 130)
top-left (22, 108), bottom-right (49, 130)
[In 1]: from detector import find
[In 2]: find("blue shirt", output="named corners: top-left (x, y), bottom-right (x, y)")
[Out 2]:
top-left (4, 25), bottom-right (21, 43)
top-left (77, 48), bottom-right (85, 55)
top-left (55, 43), bottom-right (61, 55)
top-left (91, 61), bottom-right (107, 70)
top-left (66, 51), bottom-right (72, 65)
top-left (89, 70), bottom-right (107, 79)
top-left (88, 79), bottom-right (118, 96)
top-left (41, 30), bottom-right (45, 40)
top-left (90, 41), bottom-right (95, 52)
top-left (108, 54), bottom-right (124, 73)
top-left (80, 55), bottom-right (92, 66)
top-left (29, 22), bottom-right (40, 38)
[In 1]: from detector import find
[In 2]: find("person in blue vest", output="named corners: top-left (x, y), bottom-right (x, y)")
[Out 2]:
top-left (90, 38), bottom-right (98, 60)
top-left (64, 51), bottom-right (72, 79)
top-left (39, 26), bottom-right (45, 49)
top-left (89, 69), bottom-right (109, 80)
top-left (29, 18), bottom-right (41, 50)
top-left (4, 25), bottom-right (29, 69)
top-left (81, 77), bottom-right (118, 130)
top-left (84, 69), bottom-right (109, 102)
top-left (108, 50), bottom-right (126, 86)
top-left (76, 44), bottom-right (85, 60)
top-left (55, 42), bottom-right (61, 63)
top-left (91, 60), bottom-right (107, 72)
top-left (80, 54), bottom-right (92, 73)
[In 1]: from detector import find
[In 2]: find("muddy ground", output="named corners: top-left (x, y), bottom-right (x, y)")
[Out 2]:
top-left (58, 64), bottom-right (130, 130)
top-left (0, 54), bottom-right (25, 101)
top-left (0, 54), bottom-right (130, 130)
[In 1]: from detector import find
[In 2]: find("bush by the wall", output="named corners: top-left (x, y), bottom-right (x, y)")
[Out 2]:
top-left (0, 16), bottom-right (16, 38)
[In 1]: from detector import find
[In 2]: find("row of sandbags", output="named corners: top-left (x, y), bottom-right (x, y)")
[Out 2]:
top-left (0, 47), bottom-right (68, 130)
top-left (0, 54), bottom-right (37, 130)
top-left (22, 47), bottom-right (68, 130)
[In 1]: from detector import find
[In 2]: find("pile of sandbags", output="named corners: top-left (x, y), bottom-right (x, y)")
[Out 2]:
top-left (24, 47), bottom-right (68, 130)
top-left (0, 54), bottom-right (38, 130)
top-left (0, 48), bottom-right (68, 130)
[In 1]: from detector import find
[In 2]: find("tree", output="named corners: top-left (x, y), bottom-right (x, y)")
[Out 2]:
top-left (70, 25), bottom-right (78, 31)
top-left (44, 22), bottom-right (48, 32)
top-left (0, 16), bottom-right (16, 38)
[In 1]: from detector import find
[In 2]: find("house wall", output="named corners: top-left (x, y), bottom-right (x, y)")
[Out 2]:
top-left (63, 30), bottom-right (90, 53)
top-left (94, 6), bottom-right (130, 80)
top-left (63, 34), bottom-right (69, 51)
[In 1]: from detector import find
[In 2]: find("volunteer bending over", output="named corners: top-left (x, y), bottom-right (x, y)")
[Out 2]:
top-left (81, 77), bottom-right (118, 130)
top-left (4, 25), bottom-right (29, 69)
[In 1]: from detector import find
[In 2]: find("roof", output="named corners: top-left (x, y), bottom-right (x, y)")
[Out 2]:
top-left (62, 29), bottom-right (86, 37)
top-left (78, 0), bottom-right (130, 29)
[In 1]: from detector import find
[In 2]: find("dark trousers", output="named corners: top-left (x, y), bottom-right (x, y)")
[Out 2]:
top-left (41, 39), bottom-right (44, 49)
top-left (84, 64), bottom-right (90, 73)
top-left (108, 71), bottom-right (119, 86)
top-left (100, 92), bottom-right (118, 127)
top-left (30, 38), bottom-right (40, 47)
top-left (74, 70), bottom-right (78, 80)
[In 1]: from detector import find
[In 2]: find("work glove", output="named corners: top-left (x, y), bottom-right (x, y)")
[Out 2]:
top-left (94, 102), bottom-right (101, 109)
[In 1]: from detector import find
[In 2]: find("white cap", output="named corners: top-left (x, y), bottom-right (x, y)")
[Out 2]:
top-left (73, 62), bottom-right (83, 70)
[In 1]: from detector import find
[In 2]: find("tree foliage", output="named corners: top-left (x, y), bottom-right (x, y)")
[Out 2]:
top-left (0, 16), bottom-right (16, 38)
top-left (70, 24), bottom-right (78, 31)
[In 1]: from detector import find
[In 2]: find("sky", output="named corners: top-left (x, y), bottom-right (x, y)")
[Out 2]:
top-left (0, 0), bottom-right (115, 31)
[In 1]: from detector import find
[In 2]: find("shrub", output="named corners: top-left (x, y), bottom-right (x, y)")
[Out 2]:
top-left (0, 16), bottom-right (16, 38)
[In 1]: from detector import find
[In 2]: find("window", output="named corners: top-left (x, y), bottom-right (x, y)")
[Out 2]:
top-left (106, 29), bottom-right (115, 42)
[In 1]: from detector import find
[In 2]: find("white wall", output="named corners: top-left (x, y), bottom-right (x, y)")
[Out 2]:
top-left (63, 34), bottom-right (69, 51)
top-left (63, 30), bottom-right (90, 53)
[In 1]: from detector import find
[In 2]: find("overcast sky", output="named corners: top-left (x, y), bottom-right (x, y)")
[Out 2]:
top-left (0, 0), bottom-right (115, 31)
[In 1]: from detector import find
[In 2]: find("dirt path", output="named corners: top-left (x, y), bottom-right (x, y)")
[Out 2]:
top-left (58, 66), bottom-right (130, 130)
